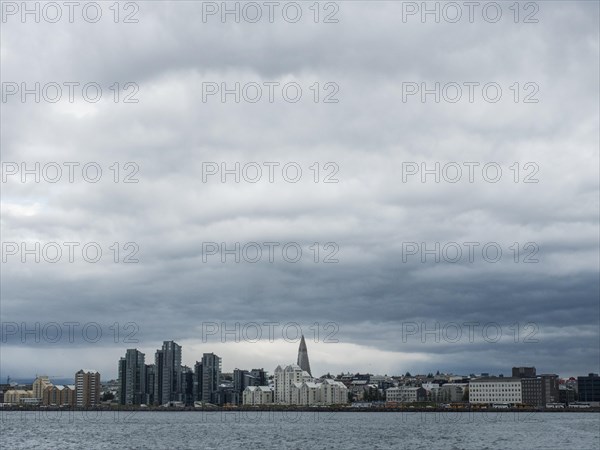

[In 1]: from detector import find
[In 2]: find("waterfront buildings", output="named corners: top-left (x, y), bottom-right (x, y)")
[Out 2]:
top-left (118, 349), bottom-right (147, 405)
top-left (201, 352), bottom-right (221, 404)
top-left (75, 369), bottom-right (101, 407)
top-left (468, 377), bottom-right (522, 405)
top-left (3, 389), bottom-right (32, 404)
top-left (145, 364), bottom-right (156, 404)
top-left (437, 383), bottom-right (467, 403)
top-left (274, 364), bottom-right (312, 404)
top-left (32, 375), bottom-right (52, 402)
top-left (577, 373), bottom-right (600, 403)
top-left (43, 385), bottom-right (75, 406)
top-left (273, 364), bottom-right (348, 406)
top-left (242, 385), bottom-right (274, 405)
top-left (193, 361), bottom-right (203, 402)
top-left (513, 368), bottom-right (559, 407)
top-left (154, 341), bottom-right (182, 405)
top-left (385, 386), bottom-right (426, 403)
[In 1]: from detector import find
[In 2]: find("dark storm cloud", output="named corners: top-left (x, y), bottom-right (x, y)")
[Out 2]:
top-left (1, 1), bottom-right (598, 379)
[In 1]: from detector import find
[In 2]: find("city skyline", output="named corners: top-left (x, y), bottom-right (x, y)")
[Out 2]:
top-left (3, 335), bottom-right (598, 383)
top-left (2, 1), bottom-right (599, 388)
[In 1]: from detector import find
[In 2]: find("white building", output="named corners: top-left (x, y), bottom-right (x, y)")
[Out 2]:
top-left (385, 386), bottom-right (425, 403)
top-left (274, 364), bottom-right (312, 404)
top-left (320, 379), bottom-right (348, 404)
top-left (469, 378), bottom-right (522, 405)
top-left (274, 365), bottom-right (348, 406)
top-left (438, 383), bottom-right (468, 403)
top-left (242, 386), bottom-right (273, 405)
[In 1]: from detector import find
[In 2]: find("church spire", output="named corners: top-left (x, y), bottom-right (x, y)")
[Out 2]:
top-left (297, 335), bottom-right (312, 376)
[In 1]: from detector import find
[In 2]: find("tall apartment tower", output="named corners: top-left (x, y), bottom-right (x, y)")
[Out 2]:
top-left (201, 353), bottom-right (221, 404)
top-left (145, 364), bottom-right (156, 405)
top-left (297, 335), bottom-right (312, 377)
top-left (118, 349), bottom-right (146, 405)
top-left (75, 369), bottom-right (100, 407)
top-left (193, 361), bottom-right (203, 402)
top-left (154, 341), bottom-right (182, 405)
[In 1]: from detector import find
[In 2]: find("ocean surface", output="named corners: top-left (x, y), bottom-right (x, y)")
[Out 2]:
top-left (1, 411), bottom-right (599, 449)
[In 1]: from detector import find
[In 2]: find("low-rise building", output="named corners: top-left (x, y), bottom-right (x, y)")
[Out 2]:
top-left (385, 386), bottom-right (427, 403)
top-left (469, 378), bottom-right (522, 405)
top-left (242, 386), bottom-right (273, 405)
top-left (43, 385), bottom-right (75, 406)
top-left (438, 383), bottom-right (468, 403)
top-left (4, 389), bottom-right (33, 404)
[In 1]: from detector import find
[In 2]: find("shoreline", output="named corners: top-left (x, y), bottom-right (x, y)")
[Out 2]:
top-left (1, 406), bottom-right (598, 413)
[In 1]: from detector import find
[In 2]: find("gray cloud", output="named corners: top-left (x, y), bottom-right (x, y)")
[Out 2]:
top-left (1, 1), bottom-right (598, 381)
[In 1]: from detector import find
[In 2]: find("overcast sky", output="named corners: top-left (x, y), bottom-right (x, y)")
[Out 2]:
top-left (1, 1), bottom-right (598, 382)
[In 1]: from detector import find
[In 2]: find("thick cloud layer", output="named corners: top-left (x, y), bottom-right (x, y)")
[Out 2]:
top-left (1, 1), bottom-right (598, 380)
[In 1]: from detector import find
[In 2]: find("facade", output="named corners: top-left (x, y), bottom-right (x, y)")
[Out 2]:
top-left (250, 369), bottom-right (268, 387)
top-left (274, 364), bottom-right (312, 404)
top-left (233, 369), bottom-right (249, 405)
top-left (469, 378), bottom-right (522, 405)
top-left (232, 368), bottom-right (269, 404)
top-left (540, 374), bottom-right (559, 404)
top-left (320, 379), bottom-right (349, 404)
top-left (145, 364), bottom-right (156, 405)
top-left (181, 366), bottom-right (194, 406)
top-left (4, 390), bottom-right (33, 404)
top-left (33, 376), bottom-right (52, 402)
top-left (43, 385), bottom-right (75, 406)
top-left (154, 341), bottom-right (182, 405)
top-left (437, 383), bottom-right (467, 403)
top-left (75, 369), bottom-right (101, 407)
top-left (559, 384), bottom-right (576, 405)
top-left (521, 377), bottom-right (542, 407)
top-left (521, 374), bottom-right (559, 407)
top-left (288, 379), bottom-right (349, 406)
top-left (201, 353), bottom-right (222, 404)
top-left (273, 364), bottom-right (347, 405)
top-left (297, 335), bottom-right (312, 377)
top-left (193, 361), bottom-right (203, 402)
top-left (385, 386), bottom-right (426, 403)
top-left (577, 373), bottom-right (600, 403)
top-left (243, 386), bottom-right (273, 405)
top-left (118, 349), bottom-right (146, 405)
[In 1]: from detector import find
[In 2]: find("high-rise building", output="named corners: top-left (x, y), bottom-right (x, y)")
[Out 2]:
top-left (154, 341), bottom-right (182, 405)
top-left (118, 349), bottom-right (146, 405)
top-left (193, 361), bottom-right (203, 402)
top-left (297, 335), bottom-right (312, 377)
top-left (75, 369), bottom-right (100, 407)
top-left (201, 353), bottom-right (221, 404)
top-left (145, 364), bottom-right (156, 405)
top-left (181, 366), bottom-right (194, 406)
top-left (577, 373), bottom-right (600, 402)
